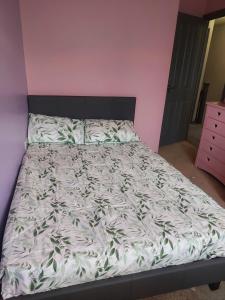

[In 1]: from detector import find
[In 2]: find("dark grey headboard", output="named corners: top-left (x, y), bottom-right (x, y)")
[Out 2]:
top-left (28, 95), bottom-right (136, 121)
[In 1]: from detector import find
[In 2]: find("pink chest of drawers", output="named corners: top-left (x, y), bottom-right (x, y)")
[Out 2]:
top-left (195, 102), bottom-right (225, 185)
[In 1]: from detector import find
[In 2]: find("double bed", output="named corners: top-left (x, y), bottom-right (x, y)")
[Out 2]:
top-left (1, 96), bottom-right (225, 300)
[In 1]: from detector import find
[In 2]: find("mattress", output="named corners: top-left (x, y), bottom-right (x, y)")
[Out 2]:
top-left (1, 142), bottom-right (225, 299)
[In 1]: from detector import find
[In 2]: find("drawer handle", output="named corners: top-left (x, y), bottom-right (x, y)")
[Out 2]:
top-left (215, 124), bottom-right (218, 128)
top-left (207, 157), bottom-right (210, 162)
top-left (212, 136), bottom-right (215, 140)
top-left (218, 112), bottom-right (221, 116)
top-left (210, 146), bottom-right (213, 151)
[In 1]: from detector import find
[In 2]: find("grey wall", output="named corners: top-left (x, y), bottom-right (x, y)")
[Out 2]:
top-left (204, 22), bottom-right (225, 101)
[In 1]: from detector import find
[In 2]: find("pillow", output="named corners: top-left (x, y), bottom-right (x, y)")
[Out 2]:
top-left (85, 119), bottom-right (139, 144)
top-left (28, 113), bottom-right (84, 144)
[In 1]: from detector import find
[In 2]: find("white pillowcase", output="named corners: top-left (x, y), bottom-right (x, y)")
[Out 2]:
top-left (85, 119), bottom-right (139, 144)
top-left (28, 114), bottom-right (84, 144)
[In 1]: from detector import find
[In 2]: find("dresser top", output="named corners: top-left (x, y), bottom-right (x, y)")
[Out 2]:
top-left (207, 101), bottom-right (225, 110)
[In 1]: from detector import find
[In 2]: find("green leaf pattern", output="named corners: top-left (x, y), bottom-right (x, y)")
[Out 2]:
top-left (1, 142), bottom-right (225, 299)
top-left (28, 114), bottom-right (84, 144)
top-left (85, 119), bottom-right (139, 144)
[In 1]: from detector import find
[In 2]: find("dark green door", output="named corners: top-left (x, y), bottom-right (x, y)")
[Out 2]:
top-left (160, 13), bottom-right (208, 146)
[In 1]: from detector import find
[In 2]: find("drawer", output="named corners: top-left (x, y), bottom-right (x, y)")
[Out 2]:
top-left (202, 129), bottom-right (225, 150)
top-left (206, 105), bottom-right (225, 123)
top-left (197, 158), bottom-right (225, 185)
top-left (200, 140), bottom-right (225, 164)
top-left (205, 118), bottom-right (225, 138)
top-left (200, 151), bottom-right (225, 178)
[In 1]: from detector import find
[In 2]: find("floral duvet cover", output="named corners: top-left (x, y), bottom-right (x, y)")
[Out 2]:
top-left (1, 142), bottom-right (225, 299)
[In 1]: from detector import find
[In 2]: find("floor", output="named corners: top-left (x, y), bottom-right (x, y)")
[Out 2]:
top-left (187, 123), bottom-right (203, 147)
top-left (142, 141), bottom-right (225, 300)
top-left (159, 141), bottom-right (225, 207)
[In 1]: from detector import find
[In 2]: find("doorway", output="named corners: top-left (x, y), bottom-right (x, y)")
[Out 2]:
top-left (160, 12), bottom-right (225, 149)
top-left (187, 16), bottom-right (225, 147)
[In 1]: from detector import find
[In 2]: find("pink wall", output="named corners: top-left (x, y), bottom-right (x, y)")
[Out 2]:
top-left (205, 0), bottom-right (225, 13)
top-left (20, 0), bottom-right (179, 152)
top-left (0, 0), bottom-right (27, 239)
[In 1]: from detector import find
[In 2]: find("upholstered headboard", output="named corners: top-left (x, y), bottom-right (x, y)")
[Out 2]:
top-left (28, 95), bottom-right (136, 121)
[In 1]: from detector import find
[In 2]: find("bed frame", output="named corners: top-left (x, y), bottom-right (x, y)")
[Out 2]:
top-left (27, 95), bottom-right (136, 121)
top-left (3, 95), bottom-right (225, 300)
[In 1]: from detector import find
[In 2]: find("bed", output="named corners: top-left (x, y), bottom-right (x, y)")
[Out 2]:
top-left (1, 95), bottom-right (225, 300)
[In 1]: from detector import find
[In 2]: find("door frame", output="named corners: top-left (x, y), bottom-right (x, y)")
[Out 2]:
top-left (193, 9), bottom-right (225, 121)
top-left (188, 19), bottom-right (209, 126)
top-left (160, 13), bottom-right (209, 146)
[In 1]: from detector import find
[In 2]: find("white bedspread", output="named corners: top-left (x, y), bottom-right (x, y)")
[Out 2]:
top-left (1, 142), bottom-right (225, 299)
